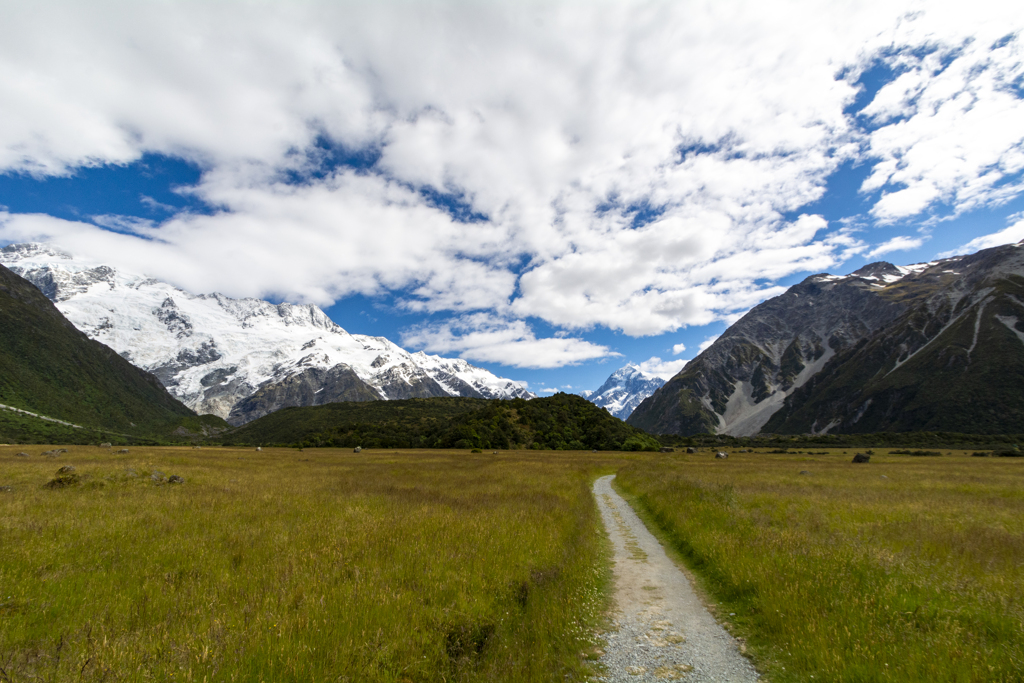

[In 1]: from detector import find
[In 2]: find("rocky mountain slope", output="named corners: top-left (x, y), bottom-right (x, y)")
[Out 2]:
top-left (580, 364), bottom-right (666, 419)
top-left (627, 240), bottom-right (1024, 436)
top-left (0, 263), bottom-right (214, 439)
top-left (1, 243), bottom-right (533, 425)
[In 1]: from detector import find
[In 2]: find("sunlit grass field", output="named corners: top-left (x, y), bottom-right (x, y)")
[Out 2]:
top-left (0, 445), bottom-right (628, 682)
top-left (617, 448), bottom-right (1024, 682)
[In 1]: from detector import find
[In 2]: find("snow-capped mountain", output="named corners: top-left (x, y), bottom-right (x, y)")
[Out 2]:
top-left (580, 364), bottom-right (666, 420)
top-left (628, 240), bottom-right (1024, 436)
top-left (0, 243), bottom-right (533, 425)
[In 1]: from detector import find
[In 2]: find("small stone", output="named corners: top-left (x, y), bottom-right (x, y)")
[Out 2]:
top-left (16, 452), bottom-right (30, 457)
top-left (0, 485), bottom-right (13, 493)
top-left (167, 475), bottom-right (184, 484)
top-left (116, 449), bottom-right (130, 454)
top-left (56, 465), bottom-right (75, 474)
top-left (880, 475), bottom-right (888, 479)
top-left (150, 471), bottom-right (165, 482)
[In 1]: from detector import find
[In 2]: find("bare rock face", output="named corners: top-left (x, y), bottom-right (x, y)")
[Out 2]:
top-left (629, 240), bottom-right (1024, 436)
top-left (227, 364), bottom-right (381, 425)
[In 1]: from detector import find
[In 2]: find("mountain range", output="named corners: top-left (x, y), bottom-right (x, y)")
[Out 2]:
top-left (627, 240), bottom-right (1024, 436)
top-left (0, 243), bottom-right (533, 425)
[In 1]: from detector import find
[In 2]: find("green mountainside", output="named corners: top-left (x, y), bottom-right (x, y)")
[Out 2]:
top-left (219, 393), bottom-right (662, 450)
top-left (0, 264), bottom-right (227, 442)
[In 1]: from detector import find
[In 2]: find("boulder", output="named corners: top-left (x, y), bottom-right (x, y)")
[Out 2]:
top-left (715, 451), bottom-right (729, 459)
top-left (16, 452), bottom-right (30, 457)
top-left (56, 465), bottom-right (76, 474)
top-left (100, 442), bottom-right (112, 448)
top-left (353, 446), bottom-right (362, 453)
top-left (116, 449), bottom-right (130, 454)
top-left (686, 447), bottom-right (697, 454)
top-left (255, 447), bottom-right (262, 452)
top-left (168, 475), bottom-right (184, 484)
top-left (659, 447), bottom-right (674, 453)
top-left (852, 453), bottom-right (870, 463)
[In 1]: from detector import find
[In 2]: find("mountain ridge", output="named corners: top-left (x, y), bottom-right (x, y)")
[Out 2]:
top-left (1, 243), bottom-right (534, 425)
top-left (628, 240), bottom-right (1024, 436)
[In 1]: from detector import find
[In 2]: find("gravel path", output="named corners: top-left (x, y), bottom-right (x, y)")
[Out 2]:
top-left (592, 475), bottom-right (759, 682)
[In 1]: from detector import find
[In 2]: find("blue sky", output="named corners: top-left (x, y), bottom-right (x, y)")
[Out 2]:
top-left (1, 1), bottom-right (1023, 395)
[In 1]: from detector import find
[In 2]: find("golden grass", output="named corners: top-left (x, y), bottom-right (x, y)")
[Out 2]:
top-left (0, 445), bottom-right (630, 682)
top-left (616, 449), bottom-right (1024, 682)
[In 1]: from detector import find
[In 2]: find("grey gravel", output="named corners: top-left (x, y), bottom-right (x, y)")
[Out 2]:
top-left (593, 475), bottom-right (759, 682)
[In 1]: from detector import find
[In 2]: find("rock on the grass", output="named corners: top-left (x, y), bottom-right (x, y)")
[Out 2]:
top-left (56, 465), bottom-right (75, 474)
top-left (715, 451), bottom-right (729, 459)
top-left (16, 452), bottom-right (30, 457)
top-left (852, 453), bottom-right (870, 463)
top-left (168, 475), bottom-right (185, 484)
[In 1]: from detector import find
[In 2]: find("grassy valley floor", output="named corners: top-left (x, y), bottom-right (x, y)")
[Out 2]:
top-left (0, 445), bottom-right (634, 682)
top-left (616, 448), bottom-right (1024, 682)
top-left (2, 445), bottom-right (1023, 681)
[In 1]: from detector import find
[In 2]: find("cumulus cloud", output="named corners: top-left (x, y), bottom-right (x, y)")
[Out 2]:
top-left (0, 1), bottom-right (1022, 365)
top-left (858, 11), bottom-right (1024, 222)
top-left (865, 235), bottom-right (927, 259)
top-left (637, 356), bottom-right (687, 381)
top-left (698, 335), bottom-right (721, 354)
top-left (937, 219), bottom-right (1024, 258)
top-left (400, 313), bottom-right (617, 369)
top-left (672, 343), bottom-right (687, 355)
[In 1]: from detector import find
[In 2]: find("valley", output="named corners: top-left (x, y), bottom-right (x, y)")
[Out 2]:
top-left (2, 445), bottom-right (1021, 682)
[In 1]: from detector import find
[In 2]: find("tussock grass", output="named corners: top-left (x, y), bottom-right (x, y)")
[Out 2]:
top-left (0, 445), bottom-right (623, 682)
top-left (616, 449), bottom-right (1024, 682)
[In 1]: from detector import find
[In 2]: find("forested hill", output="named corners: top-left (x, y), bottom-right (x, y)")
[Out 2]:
top-left (219, 393), bottom-right (662, 450)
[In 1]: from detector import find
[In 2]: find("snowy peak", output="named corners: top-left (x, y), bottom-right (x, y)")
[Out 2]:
top-left (581, 364), bottom-right (666, 420)
top-left (0, 243), bottom-right (534, 424)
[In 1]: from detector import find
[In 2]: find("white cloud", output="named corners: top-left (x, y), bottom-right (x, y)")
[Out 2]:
top-left (858, 12), bottom-right (1024, 222)
top-left (0, 1), bottom-right (1021, 366)
top-left (400, 313), bottom-right (618, 369)
top-left (937, 219), bottom-right (1024, 257)
top-left (865, 235), bottom-right (927, 259)
top-left (671, 342), bottom-right (687, 355)
top-left (698, 335), bottom-right (721, 354)
top-left (637, 356), bottom-right (687, 381)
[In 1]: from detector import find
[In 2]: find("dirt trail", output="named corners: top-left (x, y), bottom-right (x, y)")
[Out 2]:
top-left (593, 475), bottom-right (759, 682)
